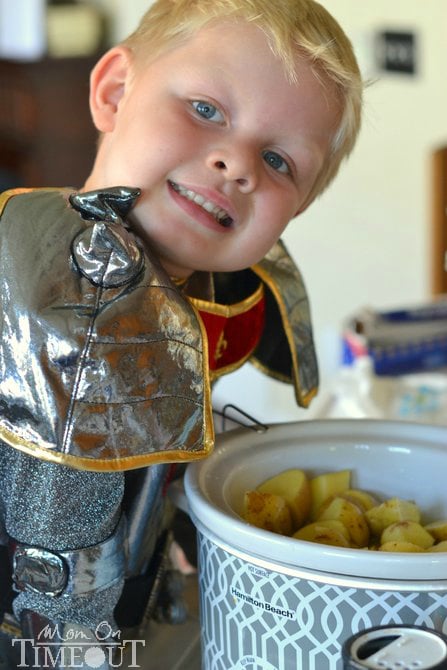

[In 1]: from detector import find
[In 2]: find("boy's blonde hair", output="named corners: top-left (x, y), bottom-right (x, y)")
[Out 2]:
top-left (123, 0), bottom-right (363, 204)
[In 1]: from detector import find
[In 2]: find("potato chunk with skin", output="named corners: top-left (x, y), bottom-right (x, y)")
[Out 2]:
top-left (310, 470), bottom-right (351, 520)
top-left (318, 496), bottom-right (369, 547)
top-left (243, 491), bottom-right (293, 535)
top-left (257, 468), bottom-right (311, 528)
top-left (341, 489), bottom-right (379, 512)
top-left (424, 520), bottom-right (447, 542)
top-left (365, 498), bottom-right (420, 536)
top-left (293, 520), bottom-right (350, 547)
top-left (381, 521), bottom-right (435, 550)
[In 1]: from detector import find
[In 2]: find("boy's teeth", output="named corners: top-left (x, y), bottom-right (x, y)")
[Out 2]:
top-left (193, 194), bottom-right (205, 206)
top-left (171, 181), bottom-right (232, 225)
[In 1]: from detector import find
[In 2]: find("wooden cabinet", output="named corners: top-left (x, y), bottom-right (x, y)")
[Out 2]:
top-left (432, 148), bottom-right (447, 294)
top-left (0, 56), bottom-right (98, 190)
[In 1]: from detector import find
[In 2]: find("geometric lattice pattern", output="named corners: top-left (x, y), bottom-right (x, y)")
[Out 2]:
top-left (197, 533), bottom-right (447, 670)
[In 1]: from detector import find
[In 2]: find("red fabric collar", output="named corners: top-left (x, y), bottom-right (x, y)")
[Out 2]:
top-left (191, 284), bottom-right (265, 376)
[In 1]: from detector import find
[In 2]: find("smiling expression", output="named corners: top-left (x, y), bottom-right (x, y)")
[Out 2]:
top-left (85, 21), bottom-right (341, 278)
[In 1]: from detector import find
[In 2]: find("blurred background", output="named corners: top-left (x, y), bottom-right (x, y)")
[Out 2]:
top-left (1, 0), bottom-right (447, 424)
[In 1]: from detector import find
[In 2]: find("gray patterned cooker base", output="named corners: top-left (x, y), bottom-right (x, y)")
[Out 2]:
top-left (197, 533), bottom-right (447, 670)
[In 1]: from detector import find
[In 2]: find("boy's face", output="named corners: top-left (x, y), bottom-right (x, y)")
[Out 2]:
top-left (86, 21), bottom-right (340, 278)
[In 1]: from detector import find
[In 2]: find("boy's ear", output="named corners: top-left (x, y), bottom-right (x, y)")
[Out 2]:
top-left (89, 46), bottom-right (133, 133)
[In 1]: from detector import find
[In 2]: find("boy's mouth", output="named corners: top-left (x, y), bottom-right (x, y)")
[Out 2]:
top-left (169, 181), bottom-right (233, 228)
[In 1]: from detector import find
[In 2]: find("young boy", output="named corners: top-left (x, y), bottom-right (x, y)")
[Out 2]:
top-left (0, 0), bottom-right (362, 665)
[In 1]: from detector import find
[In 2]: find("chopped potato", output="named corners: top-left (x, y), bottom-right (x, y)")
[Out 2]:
top-left (424, 520), bottom-right (447, 542)
top-left (341, 489), bottom-right (379, 512)
top-left (293, 520), bottom-right (350, 547)
top-left (310, 469), bottom-right (351, 520)
top-left (257, 468), bottom-right (311, 528)
top-left (318, 496), bottom-right (369, 547)
top-left (427, 540), bottom-right (447, 552)
top-left (365, 498), bottom-right (420, 536)
top-left (243, 490), bottom-right (292, 535)
top-left (242, 466), bottom-right (445, 554)
top-left (381, 521), bottom-right (434, 550)
top-left (379, 541), bottom-right (424, 553)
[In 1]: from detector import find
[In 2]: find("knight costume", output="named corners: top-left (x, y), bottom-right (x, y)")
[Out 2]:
top-left (0, 187), bottom-right (318, 668)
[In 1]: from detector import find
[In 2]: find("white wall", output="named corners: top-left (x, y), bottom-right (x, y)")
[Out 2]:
top-left (95, 1), bottom-right (447, 423)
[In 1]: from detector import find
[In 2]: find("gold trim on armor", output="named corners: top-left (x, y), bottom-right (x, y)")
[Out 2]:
top-left (170, 276), bottom-right (188, 288)
top-left (0, 188), bottom-right (33, 215)
top-left (188, 282), bottom-right (264, 318)
top-left (187, 299), bottom-right (215, 450)
top-left (0, 188), bottom-right (69, 216)
top-left (250, 356), bottom-right (293, 385)
top-left (0, 423), bottom-right (214, 472)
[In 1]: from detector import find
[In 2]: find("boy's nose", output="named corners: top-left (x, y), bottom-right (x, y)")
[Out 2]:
top-left (206, 148), bottom-right (258, 192)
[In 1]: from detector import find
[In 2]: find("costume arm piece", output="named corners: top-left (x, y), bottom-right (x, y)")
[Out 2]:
top-left (0, 442), bottom-right (125, 668)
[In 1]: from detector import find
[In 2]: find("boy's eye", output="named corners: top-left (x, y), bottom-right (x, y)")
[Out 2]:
top-left (192, 101), bottom-right (224, 123)
top-left (262, 150), bottom-right (290, 175)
